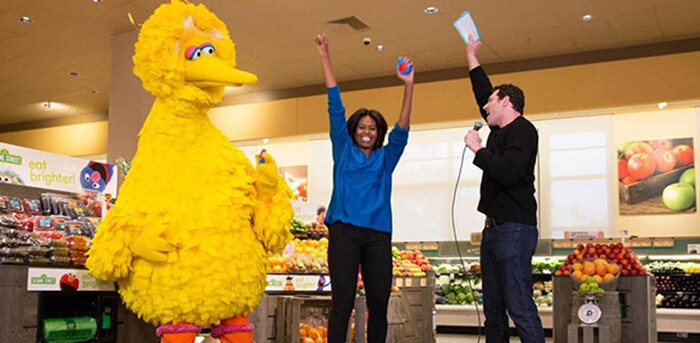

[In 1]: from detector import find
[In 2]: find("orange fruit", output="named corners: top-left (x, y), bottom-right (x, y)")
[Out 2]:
top-left (307, 328), bottom-right (319, 339)
top-left (571, 270), bottom-right (583, 280)
top-left (583, 261), bottom-right (596, 276)
top-left (300, 328), bottom-right (307, 338)
top-left (595, 264), bottom-right (607, 276)
top-left (594, 259), bottom-right (607, 266)
top-left (603, 273), bottom-right (615, 282)
top-left (593, 275), bottom-right (603, 283)
top-left (572, 263), bottom-right (583, 271)
top-left (607, 263), bottom-right (619, 275)
top-left (579, 273), bottom-right (590, 282)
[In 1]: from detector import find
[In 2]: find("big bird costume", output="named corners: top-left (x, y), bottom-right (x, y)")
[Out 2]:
top-left (85, 1), bottom-right (293, 343)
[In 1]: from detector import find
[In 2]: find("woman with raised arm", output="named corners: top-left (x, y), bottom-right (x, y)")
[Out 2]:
top-left (314, 33), bottom-right (414, 343)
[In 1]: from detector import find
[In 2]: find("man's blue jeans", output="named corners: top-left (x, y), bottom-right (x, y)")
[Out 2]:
top-left (480, 221), bottom-right (545, 343)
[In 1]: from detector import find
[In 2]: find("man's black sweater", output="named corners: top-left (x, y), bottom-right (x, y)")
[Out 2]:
top-left (469, 66), bottom-right (539, 225)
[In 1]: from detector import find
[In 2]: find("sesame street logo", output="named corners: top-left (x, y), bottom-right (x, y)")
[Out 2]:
top-left (0, 149), bottom-right (22, 165)
top-left (31, 274), bottom-right (56, 285)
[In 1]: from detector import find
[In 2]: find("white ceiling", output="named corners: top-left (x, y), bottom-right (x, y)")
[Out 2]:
top-left (1, 0), bottom-right (699, 128)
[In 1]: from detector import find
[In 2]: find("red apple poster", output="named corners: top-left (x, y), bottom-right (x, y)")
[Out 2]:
top-left (279, 165), bottom-right (308, 201)
top-left (618, 137), bottom-right (695, 215)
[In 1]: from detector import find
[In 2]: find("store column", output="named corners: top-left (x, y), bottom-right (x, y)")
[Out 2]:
top-left (106, 30), bottom-right (153, 177)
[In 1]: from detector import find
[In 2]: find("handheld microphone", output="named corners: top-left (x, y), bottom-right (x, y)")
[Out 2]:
top-left (473, 121), bottom-right (484, 131)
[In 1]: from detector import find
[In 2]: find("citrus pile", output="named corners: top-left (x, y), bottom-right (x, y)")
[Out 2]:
top-left (570, 258), bottom-right (619, 284)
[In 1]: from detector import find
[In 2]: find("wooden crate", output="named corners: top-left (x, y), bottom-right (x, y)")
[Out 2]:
top-left (570, 292), bottom-right (621, 343)
top-left (353, 272), bottom-right (436, 343)
top-left (619, 165), bottom-right (692, 204)
top-left (274, 295), bottom-right (333, 343)
top-left (553, 275), bottom-right (657, 343)
top-left (353, 293), bottom-right (419, 343)
top-left (250, 294), bottom-right (281, 343)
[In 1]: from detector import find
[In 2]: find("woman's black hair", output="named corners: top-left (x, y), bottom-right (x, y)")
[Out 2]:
top-left (346, 108), bottom-right (388, 151)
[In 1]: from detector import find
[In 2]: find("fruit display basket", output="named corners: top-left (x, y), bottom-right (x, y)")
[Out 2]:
top-left (569, 258), bottom-right (620, 292)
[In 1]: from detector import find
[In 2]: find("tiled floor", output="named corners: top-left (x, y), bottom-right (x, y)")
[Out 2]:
top-left (436, 333), bottom-right (554, 342)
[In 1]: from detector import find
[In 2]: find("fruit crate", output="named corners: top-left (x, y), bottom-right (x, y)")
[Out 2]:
top-left (351, 292), bottom-right (418, 343)
top-left (554, 275), bottom-right (657, 343)
top-left (275, 295), bottom-right (332, 343)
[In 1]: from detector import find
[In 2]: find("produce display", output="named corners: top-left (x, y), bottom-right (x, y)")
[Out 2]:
top-left (290, 218), bottom-right (328, 239)
top-left (646, 261), bottom-right (700, 274)
top-left (268, 238), bottom-right (329, 274)
top-left (647, 261), bottom-right (700, 309)
top-left (556, 242), bottom-right (648, 276)
top-left (391, 247), bottom-right (432, 277)
top-left (577, 277), bottom-right (606, 295)
top-left (299, 322), bottom-right (327, 343)
top-left (569, 259), bottom-right (619, 284)
top-left (0, 192), bottom-right (106, 266)
top-left (533, 280), bottom-right (553, 307)
top-left (435, 277), bottom-right (482, 305)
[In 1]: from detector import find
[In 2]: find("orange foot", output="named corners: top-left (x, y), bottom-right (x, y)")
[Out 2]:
top-left (157, 324), bottom-right (200, 343)
top-left (212, 316), bottom-right (255, 343)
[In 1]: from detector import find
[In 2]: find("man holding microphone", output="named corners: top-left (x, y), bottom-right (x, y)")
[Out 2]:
top-left (463, 35), bottom-right (544, 343)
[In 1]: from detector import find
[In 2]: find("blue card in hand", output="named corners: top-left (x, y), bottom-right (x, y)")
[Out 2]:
top-left (453, 11), bottom-right (481, 45)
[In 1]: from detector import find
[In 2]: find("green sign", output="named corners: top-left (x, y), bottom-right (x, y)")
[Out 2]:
top-left (31, 274), bottom-right (56, 285)
top-left (0, 149), bottom-right (22, 165)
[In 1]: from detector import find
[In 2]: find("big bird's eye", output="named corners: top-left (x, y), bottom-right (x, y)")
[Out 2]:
top-left (185, 46), bottom-right (202, 60)
top-left (200, 43), bottom-right (215, 56)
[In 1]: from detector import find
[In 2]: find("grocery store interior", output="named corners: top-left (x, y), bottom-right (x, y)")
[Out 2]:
top-left (1, 0), bottom-right (700, 342)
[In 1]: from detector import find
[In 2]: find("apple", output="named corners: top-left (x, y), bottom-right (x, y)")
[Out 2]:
top-left (672, 145), bottom-right (694, 166)
top-left (680, 168), bottom-right (695, 187)
top-left (624, 142), bottom-right (654, 160)
top-left (618, 159), bottom-right (630, 180)
top-left (662, 182), bottom-right (696, 211)
top-left (655, 150), bottom-right (678, 173)
top-left (650, 139), bottom-right (673, 152)
top-left (618, 142), bottom-right (632, 154)
top-left (628, 153), bottom-right (656, 180)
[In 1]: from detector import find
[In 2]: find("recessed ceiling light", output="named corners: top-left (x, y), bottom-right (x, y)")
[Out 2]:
top-left (424, 7), bottom-right (438, 14)
top-left (375, 45), bottom-right (384, 52)
top-left (262, 138), bottom-right (269, 144)
top-left (657, 102), bottom-right (668, 109)
top-left (19, 16), bottom-right (32, 24)
top-left (69, 71), bottom-right (80, 77)
top-left (582, 14), bottom-right (593, 22)
top-left (91, 0), bottom-right (101, 2)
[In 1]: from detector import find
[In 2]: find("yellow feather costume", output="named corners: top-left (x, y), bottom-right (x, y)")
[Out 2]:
top-left (85, 1), bottom-right (293, 340)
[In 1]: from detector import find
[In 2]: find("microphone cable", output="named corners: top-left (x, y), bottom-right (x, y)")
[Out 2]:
top-left (450, 142), bottom-right (483, 343)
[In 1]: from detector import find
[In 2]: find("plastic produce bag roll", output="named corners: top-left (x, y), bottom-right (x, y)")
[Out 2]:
top-left (42, 316), bottom-right (97, 343)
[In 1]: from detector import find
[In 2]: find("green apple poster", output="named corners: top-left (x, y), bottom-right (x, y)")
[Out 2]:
top-left (618, 137), bottom-right (695, 215)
